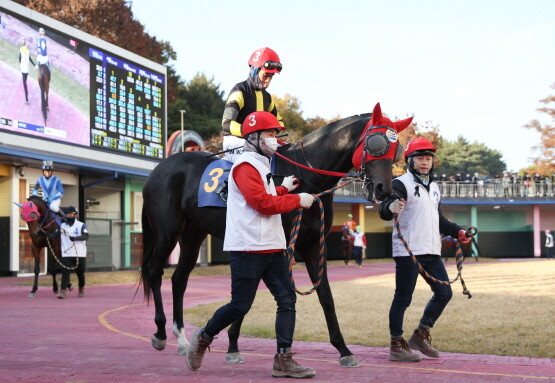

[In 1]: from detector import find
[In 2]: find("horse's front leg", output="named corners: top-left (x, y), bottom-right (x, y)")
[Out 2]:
top-left (28, 247), bottom-right (42, 298)
top-left (226, 317), bottom-right (246, 364)
top-left (301, 245), bottom-right (360, 368)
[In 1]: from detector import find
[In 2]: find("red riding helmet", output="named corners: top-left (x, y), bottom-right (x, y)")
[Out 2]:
top-left (404, 137), bottom-right (436, 160)
top-left (241, 111), bottom-right (286, 137)
top-left (248, 47), bottom-right (282, 73)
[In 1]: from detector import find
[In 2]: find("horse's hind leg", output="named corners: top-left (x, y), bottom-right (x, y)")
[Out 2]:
top-left (147, 238), bottom-right (177, 351)
top-left (171, 224), bottom-right (207, 355)
top-left (226, 317), bottom-right (246, 364)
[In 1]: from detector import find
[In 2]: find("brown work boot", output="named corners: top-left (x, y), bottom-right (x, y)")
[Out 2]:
top-left (186, 328), bottom-right (212, 371)
top-left (57, 289), bottom-right (67, 299)
top-left (272, 350), bottom-right (316, 379)
top-left (389, 338), bottom-right (421, 362)
top-left (78, 287), bottom-right (84, 297)
top-left (408, 329), bottom-right (440, 358)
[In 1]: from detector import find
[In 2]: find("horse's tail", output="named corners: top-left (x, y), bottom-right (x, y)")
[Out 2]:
top-left (139, 205), bottom-right (154, 303)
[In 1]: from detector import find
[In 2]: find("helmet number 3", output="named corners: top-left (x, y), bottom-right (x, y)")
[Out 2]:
top-left (248, 114), bottom-right (257, 126)
top-left (252, 51), bottom-right (261, 62)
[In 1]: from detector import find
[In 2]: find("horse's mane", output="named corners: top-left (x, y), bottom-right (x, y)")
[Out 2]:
top-left (28, 195), bottom-right (43, 204)
top-left (300, 113), bottom-right (371, 142)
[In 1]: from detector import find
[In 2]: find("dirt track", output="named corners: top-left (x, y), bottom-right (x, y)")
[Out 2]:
top-left (0, 263), bottom-right (553, 382)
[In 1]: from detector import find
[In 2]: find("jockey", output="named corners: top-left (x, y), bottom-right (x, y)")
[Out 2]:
top-left (221, 47), bottom-right (284, 162)
top-left (32, 161), bottom-right (66, 221)
top-left (36, 27), bottom-right (50, 71)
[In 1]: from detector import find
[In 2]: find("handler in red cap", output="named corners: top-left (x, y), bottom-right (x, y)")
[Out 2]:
top-left (379, 137), bottom-right (473, 362)
top-left (186, 111), bottom-right (316, 379)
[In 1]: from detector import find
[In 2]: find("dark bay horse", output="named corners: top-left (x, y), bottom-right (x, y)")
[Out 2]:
top-left (140, 103), bottom-right (412, 367)
top-left (19, 195), bottom-right (61, 297)
top-left (38, 64), bottom-right (50, 124)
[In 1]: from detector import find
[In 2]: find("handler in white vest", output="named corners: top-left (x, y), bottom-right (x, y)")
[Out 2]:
top-left (19, 37), bottom-right (35, 104)
top-left (379, 137), bottom-right (473, 363)
top-left (59, 206), bottom-right (88, 299)
top-left (186, 111), bottom-right (316, 379)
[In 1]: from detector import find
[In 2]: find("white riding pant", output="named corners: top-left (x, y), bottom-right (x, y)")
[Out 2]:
top-left (223, 135), bottom-right (245, 163)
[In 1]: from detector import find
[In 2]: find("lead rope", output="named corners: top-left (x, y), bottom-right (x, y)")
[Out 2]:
top-left (285, 180), bottom-right (353, 295)
top-left (41, 226), bottom-right (79, 271)
top-left (393, 215), bottom-right (477, 299)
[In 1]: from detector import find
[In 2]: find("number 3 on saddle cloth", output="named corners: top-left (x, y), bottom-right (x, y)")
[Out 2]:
top-left (198, 159), bottom-right (233, 206)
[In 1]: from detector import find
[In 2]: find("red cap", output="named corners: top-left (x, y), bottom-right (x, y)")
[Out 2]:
top-left (241, 111), bottom-right (285, 136)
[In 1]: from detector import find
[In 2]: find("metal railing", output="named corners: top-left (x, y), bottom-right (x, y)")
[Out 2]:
top-left (333, 180), bottom-right (555, 199)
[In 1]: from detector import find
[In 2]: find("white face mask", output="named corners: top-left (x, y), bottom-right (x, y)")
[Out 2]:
top-left (262, 137), bottom-right (278, 152)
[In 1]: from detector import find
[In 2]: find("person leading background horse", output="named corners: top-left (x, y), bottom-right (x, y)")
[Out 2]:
top-left (59, 206), bottom-right (88, 299)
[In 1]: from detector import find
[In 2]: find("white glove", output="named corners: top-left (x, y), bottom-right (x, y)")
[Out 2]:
top-left (298, 193), bottom-right (315, 209)
top-left (282, 175), bottom-right (300, 192)
top-left (389, 199), bottom-right (405, 214)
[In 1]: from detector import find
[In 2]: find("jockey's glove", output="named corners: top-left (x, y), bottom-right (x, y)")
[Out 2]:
top-left (282, 175), bottom-right (300, 192)
top-left (299, 193), bottom-right (315, 209)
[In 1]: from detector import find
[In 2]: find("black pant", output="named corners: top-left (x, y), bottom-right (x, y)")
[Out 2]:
top-left (204, 251), bottom-right (296, 350)
top-left (389, 255), bottom-right (452, 337)
top-left (61, 257), bottom-right (86, 290)
top-left (22, 72), bottom-right (29, 101)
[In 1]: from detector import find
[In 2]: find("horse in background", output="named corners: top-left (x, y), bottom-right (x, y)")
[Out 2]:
top-left (18, 195), bottom-right (62, 297)
top-left (140, 103), bottom-right (412, 367)
top-left (37, 64), bottom-right (50, 124)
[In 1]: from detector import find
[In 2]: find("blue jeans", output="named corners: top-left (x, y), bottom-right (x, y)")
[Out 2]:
top-left (389, 255), bottom-right (452, 337)
top-left (204, 251), bottom-right (296, 349)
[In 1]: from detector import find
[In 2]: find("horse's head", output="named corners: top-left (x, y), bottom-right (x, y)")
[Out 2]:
top-left (18, 197), bottom-right (50, 238)
top-left (352, 103), bottom-right (412, 202)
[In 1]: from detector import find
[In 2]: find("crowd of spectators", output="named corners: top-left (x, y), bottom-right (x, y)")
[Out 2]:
top-left (434, 171), bottom-right (555, 198)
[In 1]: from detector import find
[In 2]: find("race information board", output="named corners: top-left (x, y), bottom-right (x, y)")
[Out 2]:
top-left (89, 48), bottom-right (164, 159)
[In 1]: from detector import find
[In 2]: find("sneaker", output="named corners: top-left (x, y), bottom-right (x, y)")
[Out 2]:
top-left (408, 329), bottom-right (440, 358)
top-left (389, 338), bottom-right (421, 362)
top-left (185, 328), bottom-right (212, 371)
top-left (78, 287), bottom-right (84, 297)
top-left (57, 289), bottom-right (67, 299)
top-left (272, 350), bottom-right (316, 379)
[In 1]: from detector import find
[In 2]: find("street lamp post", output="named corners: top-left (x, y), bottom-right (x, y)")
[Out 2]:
top-left (179, 109), bottom-right (186, 152)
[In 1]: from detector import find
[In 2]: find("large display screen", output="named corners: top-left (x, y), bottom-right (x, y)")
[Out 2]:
top-left (0, 7), bottom-right (165, 160)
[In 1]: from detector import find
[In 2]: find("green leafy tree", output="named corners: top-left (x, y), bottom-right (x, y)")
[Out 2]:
top-left (171, 73), bottom-right (225, 138)
top-left (274, 94), bottom-right (306, 140)
top-left (523, 83), bottom-right (555, 174)
top-left (435, 136), bottom-right (506, 177)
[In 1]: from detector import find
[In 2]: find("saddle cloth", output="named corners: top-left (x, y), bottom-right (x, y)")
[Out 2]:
top-left (198, 159), bottom-right (233, 207)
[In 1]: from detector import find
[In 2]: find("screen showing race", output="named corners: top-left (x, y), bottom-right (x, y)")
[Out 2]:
top-left (0, 8), bottom-right (166, 160)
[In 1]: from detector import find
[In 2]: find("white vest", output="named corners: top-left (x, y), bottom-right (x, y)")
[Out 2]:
top-left (392, 173), bottom-right (442, 257)
top-left (20, 46), bottom-right (31, 73)
top-left (60, 221), bottom-right (88, 258)
top-left (223, 151), bottom-right (286, 251)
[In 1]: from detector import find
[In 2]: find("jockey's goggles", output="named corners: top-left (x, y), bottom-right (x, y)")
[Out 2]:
top-left (263, 61), bottom-right (282, 72)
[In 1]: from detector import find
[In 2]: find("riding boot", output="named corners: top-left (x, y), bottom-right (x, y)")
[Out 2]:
top-left (57, 209), bottom-right (68, 223)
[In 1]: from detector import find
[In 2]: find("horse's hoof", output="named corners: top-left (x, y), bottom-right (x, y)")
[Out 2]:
top-left (151, 336), bottom-right (166, 351)
top-left (177, 344), bottom-right (188, 356)
top-left (339, 355), bottom-right (360, 368)
top-left (27, 292), bottom-right (36, 298)
top-left (226, 352), bottom-right (245, 364)
top-left (53, 288), bottom-right (58, 294)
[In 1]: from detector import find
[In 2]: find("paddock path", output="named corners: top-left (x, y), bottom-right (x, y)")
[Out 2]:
top-left (0, 262), bottom-right (553, 382)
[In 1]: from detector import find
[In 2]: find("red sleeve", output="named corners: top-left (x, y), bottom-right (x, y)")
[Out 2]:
top-left (362, 235), bottom-right (367, 246)
top-left (233, 163), bottom-right (300, 215)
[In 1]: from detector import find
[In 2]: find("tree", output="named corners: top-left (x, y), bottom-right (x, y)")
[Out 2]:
top-left (170, 73), bottom-right (225, 138)
top-left (274, 94), bottom-right (306, 140)
top-left (523, 83), bottom-right (555, 174)
top-left (435, 136), bottom-right (506, 177)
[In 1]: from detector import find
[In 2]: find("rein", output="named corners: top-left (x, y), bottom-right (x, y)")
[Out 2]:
top-left (285, 181), bottom-right (352, 295)
top-left (274, 151), bottom-right (361, 178)
top-left (393, 215), bottom-right (477, 299)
